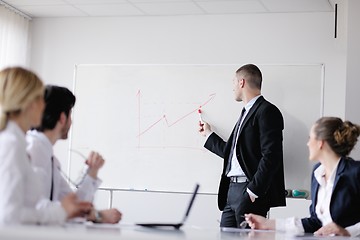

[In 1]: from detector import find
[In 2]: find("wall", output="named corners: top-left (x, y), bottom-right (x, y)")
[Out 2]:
top-left (345, 0), bottom-right (360, 159)
top-left (28, 3), bottom-right (351, 225)
top-left (29, 10), bottom-right (348, 163)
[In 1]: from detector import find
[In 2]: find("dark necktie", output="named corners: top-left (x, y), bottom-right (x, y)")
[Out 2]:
top-left (225, 107), bottom-right (246, 174)
top-left (50, 156), bottom-right (54, 201)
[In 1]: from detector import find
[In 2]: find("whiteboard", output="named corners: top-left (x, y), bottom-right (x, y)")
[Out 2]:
top-left (69, 64), bottom-right (323, 193)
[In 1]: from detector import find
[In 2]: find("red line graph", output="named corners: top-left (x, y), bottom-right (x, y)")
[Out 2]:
top-left (136, 91), bottom-right (216, 139)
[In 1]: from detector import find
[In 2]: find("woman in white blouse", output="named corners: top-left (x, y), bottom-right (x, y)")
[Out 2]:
top-left (0, 67), bottom-right (92, 225)
top-left (245, 117), bottom-right (360, 237)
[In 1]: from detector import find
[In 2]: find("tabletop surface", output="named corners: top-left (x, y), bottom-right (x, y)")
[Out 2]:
top-left (0, 223), bottom-right (355, 240)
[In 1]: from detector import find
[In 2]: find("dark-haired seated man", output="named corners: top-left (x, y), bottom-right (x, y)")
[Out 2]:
top-left (27, 85), bottom-right (122, 224)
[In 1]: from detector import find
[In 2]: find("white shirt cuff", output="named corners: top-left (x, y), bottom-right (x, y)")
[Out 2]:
top-left (84, 174), bottom-right (102, 188)
top-left (247, 188), bottom-right (258, 198)
top-left (204, 131), bottom-right (214, 141)
top-left (57, 204), bottom-right (68, 223)
top-left (275, 217), bottom-right (304, 234)
top-left (346, 224), bottom-right (360, 237)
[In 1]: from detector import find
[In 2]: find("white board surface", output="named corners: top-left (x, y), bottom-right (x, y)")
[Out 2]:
top-left (69, 64), bottom-right (323, 193)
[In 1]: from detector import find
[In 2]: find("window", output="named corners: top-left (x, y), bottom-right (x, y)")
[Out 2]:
top-left (0, 4), bottom-right (30, 69)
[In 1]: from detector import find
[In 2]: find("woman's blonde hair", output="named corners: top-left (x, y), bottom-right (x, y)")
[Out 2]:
top-left (0, 67), bottom-right (44, 131)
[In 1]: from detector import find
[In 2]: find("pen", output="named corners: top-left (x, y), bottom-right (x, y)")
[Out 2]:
top-left (198, 106), bottom-right (204, 126)
top-left (198, 108), bottom-right (204, 123)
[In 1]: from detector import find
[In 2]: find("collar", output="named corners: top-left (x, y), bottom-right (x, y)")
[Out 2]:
top-left (26, 129), bottom-right (53, 155)
top-left (8, 120), bottom-right (26, 137)
top-left (244, 95), bottom-right (261, 112)
top-left (314, 159), bottom-right (340, 186)
top-left (7, 121), bottom-right (27, 148)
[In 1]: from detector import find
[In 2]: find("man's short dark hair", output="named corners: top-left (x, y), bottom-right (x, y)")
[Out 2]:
top-left (37, 85), bottom-right (76, 131)
top-left (236, 64), bottom-right (262, 89)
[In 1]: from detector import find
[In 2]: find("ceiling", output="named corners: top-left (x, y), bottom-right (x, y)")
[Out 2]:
top-left (2, 0), bottom-right (335, 18)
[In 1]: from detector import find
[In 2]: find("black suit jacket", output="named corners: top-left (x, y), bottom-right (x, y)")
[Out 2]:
top-left (204, 96), bottom-right (286, 210)
top-left (301, 157), bottom-right (360, 233)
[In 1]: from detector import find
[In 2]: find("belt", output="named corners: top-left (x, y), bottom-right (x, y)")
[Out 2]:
top-left (229, 176), bottom-right (248, 183)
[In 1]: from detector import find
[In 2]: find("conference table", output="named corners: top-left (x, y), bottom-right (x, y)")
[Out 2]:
top-left (0, 222), bottom-right (354, 240)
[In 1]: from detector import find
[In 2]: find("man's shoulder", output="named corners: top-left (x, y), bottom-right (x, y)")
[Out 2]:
top-left (26, 130), bottom-right (53, 165)
top-left (26, 129), bottom-right (42, 141)
top-left (255, 97), bottom-right (282, 117)
top-left (256, 96), bottom-right (279, 109)
top-left (26, 130), bottom-right (50, 148)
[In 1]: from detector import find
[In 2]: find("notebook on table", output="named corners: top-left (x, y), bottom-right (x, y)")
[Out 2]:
top-left (135, 184), bottom-right (200, 230)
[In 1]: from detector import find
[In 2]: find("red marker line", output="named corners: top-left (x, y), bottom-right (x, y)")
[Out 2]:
top-left (137, 115), bottom-right (165, 137)
top-left (137, 93), bottom-right (216, 138)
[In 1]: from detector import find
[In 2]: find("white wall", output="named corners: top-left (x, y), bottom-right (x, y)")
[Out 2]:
top-left (29, 11), bottom-right (347, 118)
top-left (269, 199), bottom-right (311, 219)
top-left (29, 10), bottom-right (348, 162)
top-left (28, 1), bottom-right (354, 224)
top-left (345, 0), bottom-right (360, 159)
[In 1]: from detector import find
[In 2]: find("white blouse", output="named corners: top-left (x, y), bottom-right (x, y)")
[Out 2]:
top-left (0, 121), bottom-right (66, 225)
top-left (276, 162), bottom-right (360, 237)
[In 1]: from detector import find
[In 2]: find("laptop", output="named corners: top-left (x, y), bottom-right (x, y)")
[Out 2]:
top-left (135, 184), bottom-right (200, 230)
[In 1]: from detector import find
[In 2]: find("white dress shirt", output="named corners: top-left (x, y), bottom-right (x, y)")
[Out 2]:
top-left (345, 222), bottom-right (360, 237)
top-left (26, 130), bottom-right (101, 202)
top-left (314, 163), bottom-right (337, 226)
top-left (0, 121), bottom-right (66, 225)
top-left (227, 95), bottom-right (261, 178)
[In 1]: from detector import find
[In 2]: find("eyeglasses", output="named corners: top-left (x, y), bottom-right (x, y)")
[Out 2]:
top-left (239, 220), bottom-right (248, 229)
top-left (58, 149), bottom-right (89, 188)
top-left (218, 217), bottom-right (248, 229)
top-left (239, 215), bottom-right (248, 229)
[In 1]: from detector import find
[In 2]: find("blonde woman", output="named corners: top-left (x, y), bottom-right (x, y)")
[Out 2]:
top-left (0, 67), bottom-right (92, 225)
top-left (245, 117), bottom-right (360, 237)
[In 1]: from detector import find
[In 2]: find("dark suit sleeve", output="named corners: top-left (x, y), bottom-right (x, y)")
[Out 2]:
top-left (301, 192), bottom-right (322, 232)
top-left (301, 164), bottom-right (322, 233)
top-left (204, 132), bottom-right (227, 159)
top-left (301, 207), bottom-right (323, 232)
top-left (301, 193), bottom-right (322, 233)
top-left (247, 104), bottom-right (284, 197)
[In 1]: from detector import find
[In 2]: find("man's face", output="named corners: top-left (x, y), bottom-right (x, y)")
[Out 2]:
top-left (61, 110), bottom-right (72, 139)
top-left (233, 74), bottom-right (244, 102)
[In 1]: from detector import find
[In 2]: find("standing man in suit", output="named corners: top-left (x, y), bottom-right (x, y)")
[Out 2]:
top-left (199, 64), bottom-right (286, 228)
